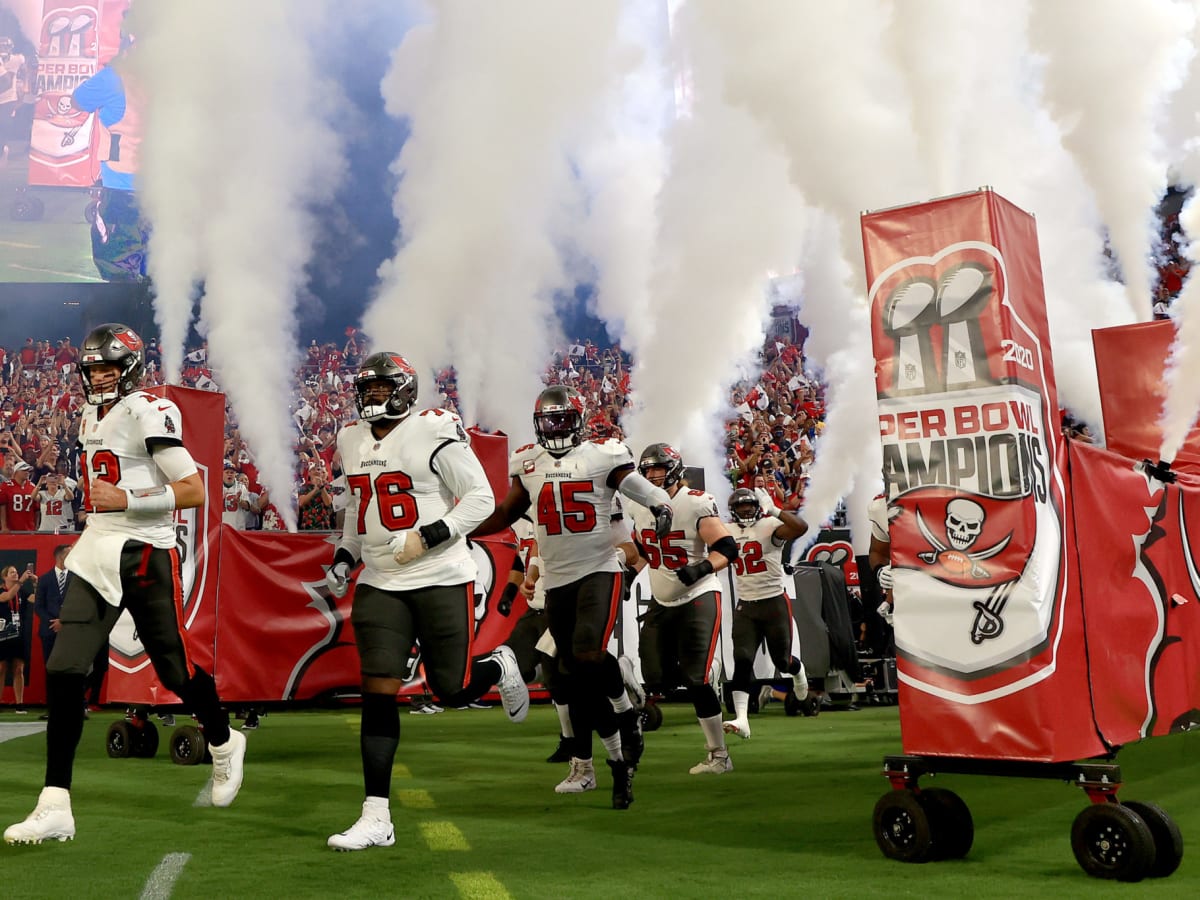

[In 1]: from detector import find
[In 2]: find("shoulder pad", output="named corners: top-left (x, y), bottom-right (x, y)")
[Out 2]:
top-left (415, 407), bottom-right (468, 443)
top-left (590, 439), bottom-right (634, 465)
top-left (509, 441), bottom-right (544, 476)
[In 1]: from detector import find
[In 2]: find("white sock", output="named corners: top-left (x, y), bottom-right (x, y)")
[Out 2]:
top-left (732, 690), bottom-right (749, 722)
top-left (698, 714), bottom-right (726, 751)
top-left (554, 702), bottom-right (573, 738)
top-left (39, 786), bottom-right (70, 807)
top-left (611, 692), bottom-right (633, 714)
top-left (600, 732), bottom-right (624, 762)
top-left (364, 796), bottom-right (390, 814)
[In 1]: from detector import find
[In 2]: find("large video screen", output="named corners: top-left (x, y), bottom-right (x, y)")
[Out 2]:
top-left (1, 0), bottom-right (134, 284)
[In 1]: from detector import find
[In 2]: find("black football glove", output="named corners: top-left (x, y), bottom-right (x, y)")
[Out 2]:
top-left (677, 558), bottom-right (714, 587)
top-left (649, 503), bottom-right (673, 540)
top-left (497, 582), bottom-right (519, 617)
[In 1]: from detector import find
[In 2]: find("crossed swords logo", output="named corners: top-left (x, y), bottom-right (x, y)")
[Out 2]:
top-left (914, 501), bottom-right (1015, 644)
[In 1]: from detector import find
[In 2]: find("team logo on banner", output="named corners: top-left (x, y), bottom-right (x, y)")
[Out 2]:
top-left (870, 242), bottom-right (1064, 696)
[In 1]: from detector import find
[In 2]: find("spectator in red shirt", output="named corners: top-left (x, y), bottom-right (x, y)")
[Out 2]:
top-left (1, 461), bottom-right (39, 532)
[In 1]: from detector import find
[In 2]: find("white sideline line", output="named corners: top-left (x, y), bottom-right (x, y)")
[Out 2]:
top-left (139, 852), bottom-right (191, 900)
top-left (0, 723), bottom-right (45, 743)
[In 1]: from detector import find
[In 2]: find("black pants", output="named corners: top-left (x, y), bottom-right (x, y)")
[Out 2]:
top-left (729, 594), bottom-right (797, 691)
top-left (352, 581), bottom-right (498, 707)
top-left (51, 544), bottom-right (195, 691)
top-left (638, 591), bottom-right (722, 691)
top-left (43, 541), bottom-right (229, 789)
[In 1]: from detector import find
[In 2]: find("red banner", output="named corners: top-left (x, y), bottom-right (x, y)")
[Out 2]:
top-left (213, 528), bottom-right (518, 702)
top-left (1069, 441), bottom-right (1200, 743)
top-left (100, 386), bottom-right (223, 705)
top-left (862, 190), bottom-right (1098, 761)
top-left (27, 0), bottom-right (127, 188)
top-left (1094, 319), bottom-right (1200, 477)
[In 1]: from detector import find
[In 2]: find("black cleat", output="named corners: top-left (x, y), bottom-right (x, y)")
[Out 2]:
top-left (608, 759), bottom-right (635, 810)
top-left (618, 709), bottom-right (644, 767)
top-left (546, 735), bottom-right (573, 764)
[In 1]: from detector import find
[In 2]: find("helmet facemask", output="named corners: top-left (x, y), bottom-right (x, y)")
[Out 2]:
top-left (78, 324), bottom-right (145, 405)
top-left (638, 443), bottom-right (684, 490)
top-left (533, 386), bottom-right (586, 453)
top-left (353, 353), bottom-right (418, 423)
top-left (728, 488), bottom-right (764, 526)
top-left (534, 409), bottom-right (583, 452)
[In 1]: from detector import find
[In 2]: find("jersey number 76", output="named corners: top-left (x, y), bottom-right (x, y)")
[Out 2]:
top-left (347, 471), bottom-right (418, 533)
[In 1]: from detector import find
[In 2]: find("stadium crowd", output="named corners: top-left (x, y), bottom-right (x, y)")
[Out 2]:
top-left (0, 320), bottom-right (830, 534)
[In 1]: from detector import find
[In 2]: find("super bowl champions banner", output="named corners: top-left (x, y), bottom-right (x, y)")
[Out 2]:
top-left (27, 0), bottom-right (128, 188)
top-left (862, 190), bottom-right (1101, 761)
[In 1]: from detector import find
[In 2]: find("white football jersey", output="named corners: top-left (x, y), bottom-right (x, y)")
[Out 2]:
top-left (729, 515), bottom-right (787, 601)
top-left (868, 494), bottom-right (889, 543)
top-left (76, 391), bottom-right (194, 548)
top-left (37, 488), bottom-right (73, 533)
top-left (509, 439), bottom-right (632, 590)
top-left (627, 488), bottom-right (721, 606)
top-left (222, 482), bottom-right (250, 528)
top-left (511, 515), bottom-right (545, 610)
top-left (337, 408), bottom-right (494, 591)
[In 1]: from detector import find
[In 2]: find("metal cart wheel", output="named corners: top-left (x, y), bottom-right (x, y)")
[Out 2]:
top-left (873, 789), bottom-right (935, 863)
top-left (918, 787), bottom-right (974, 860)
top-left (106, 721), bottom-right (132, 758)
top-left (1071, 803), bottom-right (1155, 882)
top-left (170, 725), bottom-right (208, 766)
top-left (1120, 801), bottom-right (1183, 878)
top-left (131, 720), bottom-right (160, 759)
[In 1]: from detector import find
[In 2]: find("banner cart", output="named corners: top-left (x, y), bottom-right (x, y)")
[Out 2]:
top-left (861, 189), bottom-right (1188, 881)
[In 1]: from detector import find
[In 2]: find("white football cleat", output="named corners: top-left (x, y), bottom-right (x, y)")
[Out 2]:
top-left (689, 748), bottom-right (733, 775)
top-left (618, 655), bottom-right (645, 709)
top-left (4, 787), bottom-right (75, 845)
top-left (328, 802), bottom-right (396, 851)
top-left (554, 758), bottom-right (597, 794)
top-left (722, 718), bottom-right (751, 740)
top-left (792, 664), bottom-right (809, 702)
top-left (491, 645), bottom-right (529, 723)
top-left (209, 728), bottom-right (246, 808)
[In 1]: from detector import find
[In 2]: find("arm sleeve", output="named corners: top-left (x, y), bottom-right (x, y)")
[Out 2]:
top-left (335, 427), bottom-right (363, 562)
top-left (617, 470), bottom-right (671, 508)
top-left (431, 440), bottom-right (496, 538)
top-left (151, 445), bottom-right (199, 482)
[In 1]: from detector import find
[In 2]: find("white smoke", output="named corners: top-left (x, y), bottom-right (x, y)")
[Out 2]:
top-left (884, 0), bottom-right (1136, 428)
top-left (131, 0), bottom-right (345, 531)
top-left (569, 1), bottom-right (671, 361)
top-left (1029, 0), bottom-right (1196, 322)
top-left (364, 0), bottom-right (625, 440)
top-left (620, 0), bottom-right (808, 490)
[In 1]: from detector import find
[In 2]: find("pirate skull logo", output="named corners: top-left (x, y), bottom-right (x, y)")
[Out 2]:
top-left (946, 498), bottom-right (984, 550)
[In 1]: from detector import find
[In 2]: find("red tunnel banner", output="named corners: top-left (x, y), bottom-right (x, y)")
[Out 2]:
top-left (1094, 319), bottom-right (1200, 478)
top-left (1070, 441), bottom-right (1200, 744)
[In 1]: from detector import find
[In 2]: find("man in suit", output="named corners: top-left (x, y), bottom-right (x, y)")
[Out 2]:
top-left (34, 545), bottom-right (71, 667)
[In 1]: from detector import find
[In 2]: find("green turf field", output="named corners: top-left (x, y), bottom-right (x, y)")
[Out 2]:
top-left (0, 152), bottom-right (102, 283)
top-left (2, 702), bottom-right (1199, 898)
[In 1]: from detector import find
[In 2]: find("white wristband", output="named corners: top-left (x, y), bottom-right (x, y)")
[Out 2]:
top-left (125, 486), bottom-right (177, 514)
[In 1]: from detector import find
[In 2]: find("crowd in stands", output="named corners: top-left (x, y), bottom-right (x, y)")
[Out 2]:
top-left (0, 318), bottom-right (833, 533)
top-left (1153, 209), bottom-right (1191, 319)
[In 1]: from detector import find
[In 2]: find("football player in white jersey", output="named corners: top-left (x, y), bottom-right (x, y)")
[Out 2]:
top-left (5, 324), bottom-right (246, 847)
top-left (867, 494), bottom-right (894, 626)
top-left (722, 487), bottom-right (811, 740)
top-left (625, 443), bottom-right (740, 775)
top-left (472, 385), bottom-right (674, 810)
top-left (325, 352), bottom-right (527, 851)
